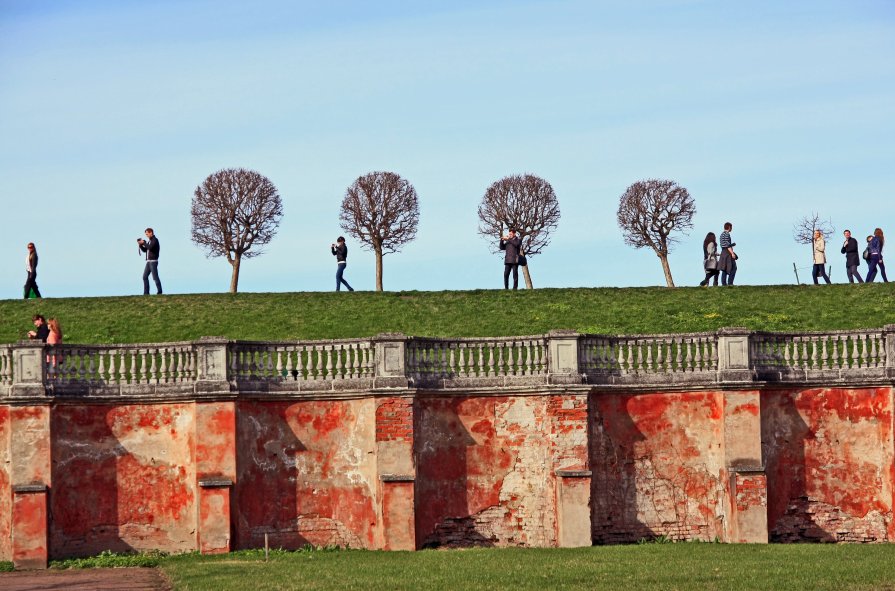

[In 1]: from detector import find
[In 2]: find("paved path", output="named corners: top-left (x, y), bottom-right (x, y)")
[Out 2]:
top-left (0, 567), bottom-right (170, 591)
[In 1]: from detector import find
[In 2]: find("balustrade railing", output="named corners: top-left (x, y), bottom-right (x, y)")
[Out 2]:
top-left (0, 344), bottom-right (12, 386)
top-left (752, 330), bottom-right (887, 378)
top-left (47, 342), bottom-right (197, 385)
top-left (1, 326), bottom-right (892, 398)
top-left (406, 336), bottom-right (548, 383)
top-left (230, 340), bottom-right (375, 382)
top-left (580, 333), bottom-right (718, 377)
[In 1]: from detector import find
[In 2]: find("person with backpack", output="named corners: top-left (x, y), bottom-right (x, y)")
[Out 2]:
top-left (865, 228), bottom-right (889, 283)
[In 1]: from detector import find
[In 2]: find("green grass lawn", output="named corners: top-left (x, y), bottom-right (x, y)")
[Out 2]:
top-left (1, 285), bottom-right (893, 344)
top-left (156, 545), bottom-right (895, 591)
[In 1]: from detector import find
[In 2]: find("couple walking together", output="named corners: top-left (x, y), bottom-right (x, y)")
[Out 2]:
top-left (700, 222), bottom-right (737, 286)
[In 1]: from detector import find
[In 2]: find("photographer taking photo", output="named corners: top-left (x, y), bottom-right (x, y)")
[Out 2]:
top-left (137, 227), bottom-right (163, 295)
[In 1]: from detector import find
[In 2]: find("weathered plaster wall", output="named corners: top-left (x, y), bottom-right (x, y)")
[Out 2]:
top-left (0, 405), bottom-right (10, 560)
top-left (49, 404), bottom-right (197, 557)
top-left (590, 391), bottom-right (727, 543)
top-left (234, 400), bottom-right (378, 550)
top-left (762, 387), bottom-right (895, 542)
top-left (415, 395), bottom-right (560, 548)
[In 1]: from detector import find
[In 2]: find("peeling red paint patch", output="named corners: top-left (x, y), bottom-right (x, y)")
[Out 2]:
top-left (0, 405), bottom-right (11, 560)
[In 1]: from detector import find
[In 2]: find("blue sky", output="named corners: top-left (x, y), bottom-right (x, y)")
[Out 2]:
top-left (1, 0), bottom-right (893, 298)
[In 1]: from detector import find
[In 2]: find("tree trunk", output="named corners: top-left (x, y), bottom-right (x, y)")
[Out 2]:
top-left (375, 247), bottom-right (384, 292)
top-left (659, 254), bottom-right (675, 287)
top-left (521, 264), bottom-right (534, 289)
top-left (229, 256), bottom-right (241, 293)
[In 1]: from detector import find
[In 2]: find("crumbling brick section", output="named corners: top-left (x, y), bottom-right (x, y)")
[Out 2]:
top-left (735, 473), bottom-right (767, 512)
top-left (376, 397), bottom-right (413, 442)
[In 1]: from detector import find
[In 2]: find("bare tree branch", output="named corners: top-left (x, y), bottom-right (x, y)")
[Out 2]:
top-left (793, 212), bottom-right (835, 245)
top-left (477, 173), bottom-right (561, 289)
top-left (339, 171), bottom-right (420, 291)
top-left (191, 168), bottom-right (283, 293)
top-left (616, 179), bottom-right (695, 287)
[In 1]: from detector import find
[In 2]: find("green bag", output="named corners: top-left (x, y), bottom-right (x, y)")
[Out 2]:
top-left (27, 288), bottom-right (37, 299)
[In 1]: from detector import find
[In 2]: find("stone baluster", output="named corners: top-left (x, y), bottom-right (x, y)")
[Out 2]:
top-left (885, 325), bottom-right (895, 378)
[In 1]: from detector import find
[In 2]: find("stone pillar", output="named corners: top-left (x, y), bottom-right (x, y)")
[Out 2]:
top-left (195, 337), bottom-right (231, 395)
top-left (195, 401), bottom-right (236, 554)
top-left (10, 404), bottom-right (52, 569)
top-left (547, 330), bottom-right (583, 385)
top-left (373, 334), bottom-right (410, 389)
top-left (885, 325), bottom-right (895, 379)
top-left (723, 390), bottom-right (768, 543)
top-left (548, 394), bottom-right (591, 547)
top-left (717, 328), bottom-right (753, 383)
top-left (11, 341), bottom-right (46, 399)
top-left (375, 396), bottom-right (416, 550)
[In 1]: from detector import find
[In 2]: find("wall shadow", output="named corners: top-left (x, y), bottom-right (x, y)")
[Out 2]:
top-left (589, 391), bottom-right (651, 543)
top-left (415, 397), bottom-right (493, 548)
top-left (234, 401), bottom-right (305, 549)
top-left (761, 389), bottom-right (834, 542)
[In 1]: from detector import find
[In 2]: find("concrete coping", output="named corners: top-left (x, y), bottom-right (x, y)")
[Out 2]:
top-left (555, 469), bottom-right (593, 478)
top-left (198, 477), bottom-right (234, 488)
top-left (12, 483), bottom-right (48, 494)
top-left (380, 474), bottom-right (415, 483)
top-left (729, 464), bottom-right (765, 474)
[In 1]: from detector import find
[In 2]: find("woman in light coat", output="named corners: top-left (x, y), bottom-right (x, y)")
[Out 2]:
top-left (812, 230), bottom-right (831, 284)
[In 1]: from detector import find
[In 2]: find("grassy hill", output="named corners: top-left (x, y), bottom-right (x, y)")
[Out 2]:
top-left (1, 285), bottom-right (893, 345)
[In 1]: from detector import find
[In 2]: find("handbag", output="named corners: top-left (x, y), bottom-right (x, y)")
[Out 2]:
top-left (518, 248), bottom-right (527, 267)
top-left (863, 247), bottom-right (870, 261)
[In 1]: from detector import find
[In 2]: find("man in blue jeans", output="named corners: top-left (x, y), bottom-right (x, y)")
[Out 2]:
top-left (332, 236), bottom-right (354, 292)
top-left (138, 227), bottom-right (163, 295)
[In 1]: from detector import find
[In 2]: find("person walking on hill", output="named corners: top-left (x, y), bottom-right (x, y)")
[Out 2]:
top-left (865, 228), bottom-right (889, 283)
top-left (812, 229), bottom-right (831, 284)
top-left (499, 228), bottom-right (523, 290)
top-left (24, 242), bottom-right (42, 299)
top-left (841, 230), bottom-right (863, 283)
top-left (699, 232), bottom-right (720, 287)
top-left (138, 228), bottom-right (163, 295)
top-left (331, 236), bottom-right (354, 292)
top-left (718, 222), bottom-right (737, 286)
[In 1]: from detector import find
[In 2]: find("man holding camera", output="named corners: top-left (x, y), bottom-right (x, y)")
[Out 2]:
top-left (499, 228), bottom-right (523, 290)
top-left (137, 227), bottom-right (163, 295)
top-left (331, 236), bottom-right (354, 292)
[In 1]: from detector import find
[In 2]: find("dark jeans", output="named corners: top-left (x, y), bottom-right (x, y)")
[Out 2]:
top-left (700, 270), bottom-right (719, 286)
top-left (336, 263), bottom-right (353, 291)
top-left (721, 261), bottom-right (737, 286)
top-left (504, 263), bottom-right (519, 289)
top-left (23, 271), bottom-right (41, 299)
top-left (812, 263), bottom-right (831, 284)
top-left (865, 255), bottom-right (888, 283)
top-left (143, 261), bottom-right (162, 294)
top-left (845, 264), bottom-right (863, 283)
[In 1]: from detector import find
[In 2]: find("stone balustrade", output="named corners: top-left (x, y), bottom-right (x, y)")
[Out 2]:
top-left (1, 326), bottom-right (894, 399)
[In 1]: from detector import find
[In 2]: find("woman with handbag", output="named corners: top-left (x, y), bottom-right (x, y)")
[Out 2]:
top-left (699, 232), bottom-right (720, 287)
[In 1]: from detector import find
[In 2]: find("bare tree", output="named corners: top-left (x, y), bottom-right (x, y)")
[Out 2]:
top-left (477, 173), bottom-right (561, 289)
top-left (793, 212), bottom-right (835, 248)
top-left (191, 168), bottom-right (284, 293)
top-left (616, 179), bottom-right (695, 288)
top-left (339, 171), bottom-right (419, 291)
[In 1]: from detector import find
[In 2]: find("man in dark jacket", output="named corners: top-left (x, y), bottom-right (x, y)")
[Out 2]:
top-left (841, 230), bottom-right (863, 283)
top-left (138, 227), bottom-right (163, 295)
top-left (499, 229), bottom-right (523, 290)
top-left (331, 236), bottom-right (354, 292)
